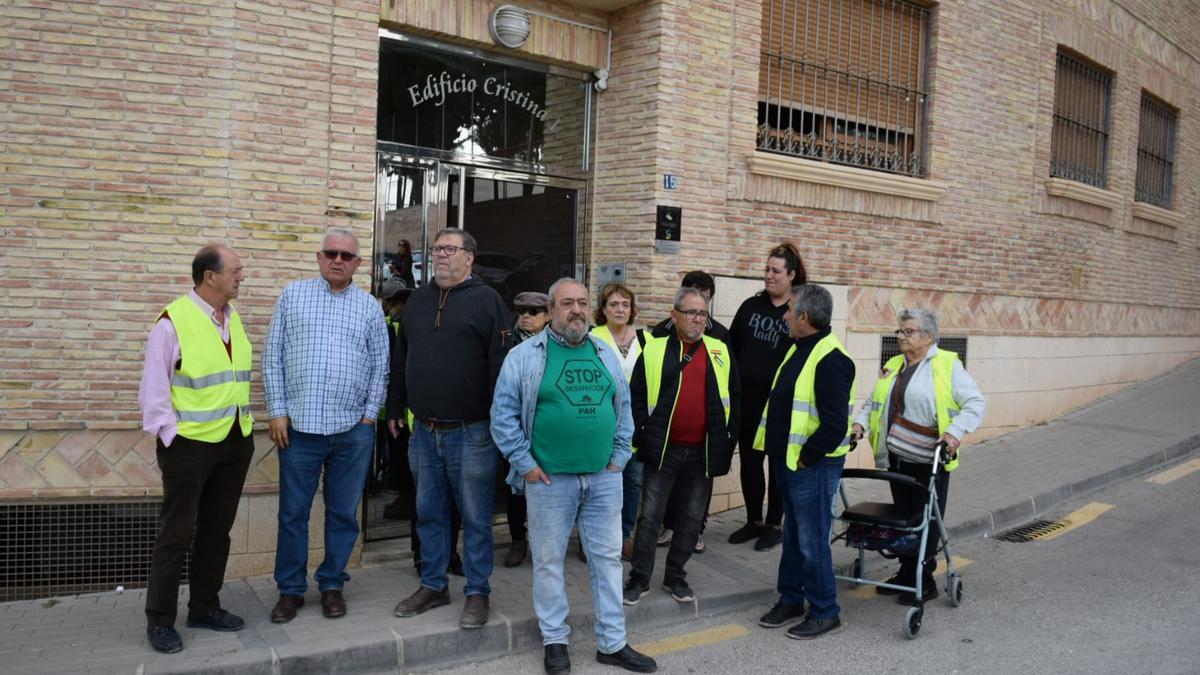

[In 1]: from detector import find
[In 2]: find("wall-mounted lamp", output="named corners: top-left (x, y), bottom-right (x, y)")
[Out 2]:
top-left (489, 5), bottom-right (531, 49)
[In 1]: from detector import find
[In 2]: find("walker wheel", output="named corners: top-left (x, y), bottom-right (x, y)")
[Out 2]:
top-left (903, 606), bottom-right (923, 639)
top-left (949, 576), bottom-right (963, 607)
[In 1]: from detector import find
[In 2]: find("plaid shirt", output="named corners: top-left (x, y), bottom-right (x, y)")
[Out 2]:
top-left (263, 278), bottom-right (389, 435)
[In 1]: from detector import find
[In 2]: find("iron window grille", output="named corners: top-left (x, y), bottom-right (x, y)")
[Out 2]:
top-left (1135, 93), bottom-right (1177, 209)
top-left (757, 0), bottom-right (931, 178)
top-left (1050, 50), bottom-right (1112, 188)
top-left (0, 500), bottom-right (187, 602)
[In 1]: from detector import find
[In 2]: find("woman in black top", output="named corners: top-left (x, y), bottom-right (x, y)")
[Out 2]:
top-left (727, 242), bottom-right (806, 551)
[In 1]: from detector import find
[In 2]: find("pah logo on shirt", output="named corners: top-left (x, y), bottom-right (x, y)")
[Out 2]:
top-left (555, 359), bottom-right (613, 413)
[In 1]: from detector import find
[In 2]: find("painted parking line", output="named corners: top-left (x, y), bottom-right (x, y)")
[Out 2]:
top-left (1146, 458), bottom-right (1200, 485)
top-left (633, 623), bottom-right (750, 657)
top-left (844, 556), bottom-right (974, 599)
top-left (1036, 501), bottom-right (1114, 541)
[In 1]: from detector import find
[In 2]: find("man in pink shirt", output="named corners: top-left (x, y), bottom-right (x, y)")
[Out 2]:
top-left (138, 244), bottom-right (255, 654)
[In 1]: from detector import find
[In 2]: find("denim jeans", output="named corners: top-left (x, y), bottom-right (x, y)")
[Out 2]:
top-left (275, 422), bottom-right (374, 595)
top-left (621, 459), bottom-right (644, 540)
top-left (772, 452), bottom-right (844, 619)
top-left (525, 469), bottom-right (626, 653)
top-left (409, 421), bottom-right (499, 596)
top-left (630, 445), bottom-right (711, 586)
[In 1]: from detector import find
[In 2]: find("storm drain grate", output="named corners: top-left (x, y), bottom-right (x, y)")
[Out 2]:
top-left (993, 519), bottom-right (1068, 542)
top-left (0, 500), bottom-right (188, 601)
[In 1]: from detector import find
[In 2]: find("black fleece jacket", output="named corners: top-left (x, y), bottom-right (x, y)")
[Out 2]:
top-left (630, 334), bottom-right (741, 477)
top-left (388, 276), bottom-right (511, 422)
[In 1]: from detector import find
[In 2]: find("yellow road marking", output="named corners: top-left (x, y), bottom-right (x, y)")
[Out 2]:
top-left (633, 623), bottom-right (750, 657)
top-left (844, 556), bottom-right (973, 600)
top-left (1147, 458), bottom-right (1200, 485)
top-left (1036, 501), bottom-right (1114, 541)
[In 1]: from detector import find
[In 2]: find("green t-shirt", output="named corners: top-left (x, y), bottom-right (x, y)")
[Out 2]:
top-left (531, 337), bottom-right (618, 474)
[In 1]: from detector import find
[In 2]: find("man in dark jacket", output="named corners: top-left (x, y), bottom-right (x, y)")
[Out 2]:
top-left (623, 287), bottom-right (739, 606)
top-left (650, 270), bottom-right (729, 343)
top-left (389, 228), bottom-right (511, 630)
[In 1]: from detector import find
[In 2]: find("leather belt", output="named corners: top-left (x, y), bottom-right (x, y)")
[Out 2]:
top-left (418, 418), bottom-right (485, 431)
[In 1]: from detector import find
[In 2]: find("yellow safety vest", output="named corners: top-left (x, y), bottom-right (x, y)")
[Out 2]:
top-left (639, 334), bottom-right (732, 470)
top-left (867, 349), bottom-right (962, 472)
top-left (753, 333), bottom-right (856, 470)
top-left (589, 324), bottom-right (640, 381)
top-left (164, 295), bottom-right (253, 442)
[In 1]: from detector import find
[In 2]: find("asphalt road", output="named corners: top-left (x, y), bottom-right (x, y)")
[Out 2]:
top-left (416, 458), bottom-right (1200, 674)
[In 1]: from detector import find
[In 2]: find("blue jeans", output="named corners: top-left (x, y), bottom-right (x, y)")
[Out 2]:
top-left (621, 459), bottom-right (644, 540)
top-left (772, 452), bottom-right (844, 619)
top-left (525, 469), bottom-right (626, 653)
top-left (275, 423), bottom-right (374, 595)
top-left (409, 421), bottom-right (498, 596)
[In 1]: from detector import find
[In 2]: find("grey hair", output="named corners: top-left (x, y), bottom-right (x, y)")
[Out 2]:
top-left (898, 308), bottom-right (939, 338)
top-left (789, 284), bottom-right (833, 331)
top-left (547, 277), bottom-right (586, 307)
top-left (434, 227), bottom-right (477, 253)
top-left (673, 286), bottom-right (708, 310)
top-left (321, 228), bottom-right (360, 251)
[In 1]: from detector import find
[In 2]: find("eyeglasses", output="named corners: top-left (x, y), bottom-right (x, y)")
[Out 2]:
top-left (432, 245), bottom-right (464, 256)
top-left (894, 328), bottom-right (922, 337)
top-left (516, 307), bottom-right (545, 316)
top-left (321, 249), bottom-right (360, 262)
top-left (675, 309), bottom-right (709, 321)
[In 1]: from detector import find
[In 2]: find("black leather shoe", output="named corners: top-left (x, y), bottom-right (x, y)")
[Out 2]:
top-left (544, 643), bottom-right (571, 675)
top-left (185, 608), bottom-right (245, 632)
top-left (727, 522), bottom-right (764, 544)
top-left (897, 583), bottom-right (938, 606)
top-left (758, 601), bottom-right (805, 628)
top-left (753, 526), bottom-right (782, 551)
top-left (460, 594), bottom-right (489, 629)
top-left (394, 586), bottom-right (451, 617)
top-left (505, 539), bottom-right (528, 568)
top-left (146, 626), bottom-right (183, 654)
top-left (596, 644), bottom-right (657, 672)
top-left (786, 615), bottom-right (844, 640)
top-left (875, 573), bottom-right (912, 596)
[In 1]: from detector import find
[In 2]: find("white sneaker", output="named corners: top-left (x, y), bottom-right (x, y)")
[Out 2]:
top-left (693, 534), bottom-right (705, 553)
top-left (656, 527), bottom-right (672, 547)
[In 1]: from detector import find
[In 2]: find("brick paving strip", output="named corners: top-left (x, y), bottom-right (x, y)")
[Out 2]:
top-left (2, 358), bottom-right (1198, 674)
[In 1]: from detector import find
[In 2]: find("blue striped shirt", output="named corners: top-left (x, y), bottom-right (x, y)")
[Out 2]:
top-left (263, 278), bottom-right (389, 436)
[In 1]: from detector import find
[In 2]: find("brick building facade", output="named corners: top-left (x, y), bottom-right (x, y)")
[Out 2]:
top-left (1, 0), bottom-right (1197, 592)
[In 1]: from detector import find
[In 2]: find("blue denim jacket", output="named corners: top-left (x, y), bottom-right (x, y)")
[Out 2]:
top-left (490, 329), bottom-right (634, 494)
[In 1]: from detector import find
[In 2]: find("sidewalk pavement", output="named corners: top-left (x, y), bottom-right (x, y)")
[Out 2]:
top-left (3, 357), bottom-right (1199, 674)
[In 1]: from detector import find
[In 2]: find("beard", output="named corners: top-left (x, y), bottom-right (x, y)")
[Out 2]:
top-left (558, 316), bottom-right (588, 344)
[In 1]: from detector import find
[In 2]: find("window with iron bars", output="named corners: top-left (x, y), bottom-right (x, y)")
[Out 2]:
top-left (757, 0), bottom-right (931, 178)
top-left (1050, 50), bottom-right (1112, 188)
top-left (1135, 93), bottom-right (1177, 209)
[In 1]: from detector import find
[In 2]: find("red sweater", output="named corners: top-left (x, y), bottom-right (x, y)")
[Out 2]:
top-left (667, 341), bottom-right (708, 447)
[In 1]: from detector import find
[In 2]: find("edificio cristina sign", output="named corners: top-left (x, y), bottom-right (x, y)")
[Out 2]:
top-left (408, 71), bottom-right (550, 122)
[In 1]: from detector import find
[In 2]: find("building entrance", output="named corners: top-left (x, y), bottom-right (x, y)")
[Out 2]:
top-left (364, 32), bottom-right (594, 544)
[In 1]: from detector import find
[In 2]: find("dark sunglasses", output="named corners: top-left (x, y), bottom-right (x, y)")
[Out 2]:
top-left (321, 249), bottom-right (360, 262)
top-left (516, 307), bottom-right (546, 316)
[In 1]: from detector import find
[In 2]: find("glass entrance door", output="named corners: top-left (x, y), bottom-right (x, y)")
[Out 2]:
top-left (365, 154), bottom-right (584, 543)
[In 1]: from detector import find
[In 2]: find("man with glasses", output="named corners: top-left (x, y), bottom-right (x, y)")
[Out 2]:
top-left (623, 287), bottom-right (739, 607)
top-left (650, 270), bottom-right (729, 342)
top-left (263, 228), bottom-right (390, 623)
top-left (491, 278), bottom-right (656, 675)
top-left (390, 228), bottom-right (511, 629)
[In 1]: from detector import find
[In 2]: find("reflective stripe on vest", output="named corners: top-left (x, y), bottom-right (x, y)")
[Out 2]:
top-left (639, 334), bottom-right (732, 471)
top-left (866, 349), bottom-right (962, 472)
top-left (165, 295), bottom-right (254, 442)
top-left (752, 333), bottom-right (856, 471)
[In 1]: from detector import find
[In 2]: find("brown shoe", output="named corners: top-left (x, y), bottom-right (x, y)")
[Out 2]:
top-left (621, 539), bottom-right (633, 561)
top-left (321, 589), bottom-right (347, 619)
top-left (270, 594), bottom-right (304, 624)
top-left (394, 586), bottom-right (450, 618)
top-left (460, 594), bottom-right (489, 629)
top-left (576, 545), bottom-right (587, 563)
